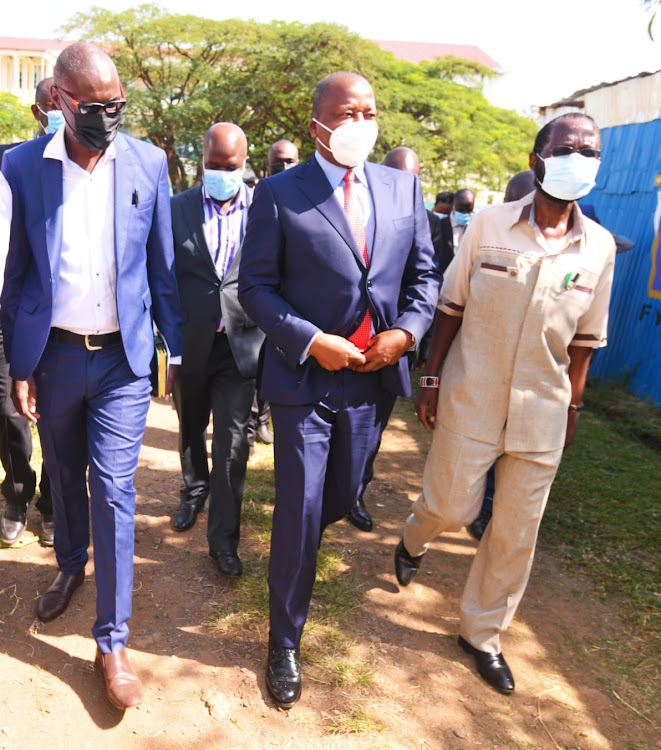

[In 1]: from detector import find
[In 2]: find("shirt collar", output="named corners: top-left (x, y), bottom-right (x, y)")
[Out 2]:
top-left (201, 181), bottom-right (249, 212)
top-left (43, 124), bottom-right (116, 169)
top-left (314, 150), bottom-right (368, 190)
top-left (512, 191), bottom-right (585, 251)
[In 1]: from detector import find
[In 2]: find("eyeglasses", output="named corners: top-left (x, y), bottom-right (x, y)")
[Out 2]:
top-left (544, 146), bottom-right (601, 159)
top-left (36, 102), bottom-right (58, 114)
top-left (55, 85), bottom-right (126, 116)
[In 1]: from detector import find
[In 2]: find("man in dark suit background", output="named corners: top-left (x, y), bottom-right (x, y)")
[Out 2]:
top-left (1, 43), bottom-right (182, 709)
top-left (437, 188), bottom-right (476, 274)
top-left (239, 72), bottom-right (440, 708)
top-left (171, 123), bottom-right (265, 578)
top-left (0, 76), bottom-right (61, 547)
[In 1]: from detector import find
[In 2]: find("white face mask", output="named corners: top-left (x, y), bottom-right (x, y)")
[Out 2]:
top-left (537, 152), bottom-right (600, 201)
top-left (313, 118), bottom-right (378, 167)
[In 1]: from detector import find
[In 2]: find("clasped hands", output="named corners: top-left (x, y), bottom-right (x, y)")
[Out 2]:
top-left (309, 329), bottom-right (413, 373)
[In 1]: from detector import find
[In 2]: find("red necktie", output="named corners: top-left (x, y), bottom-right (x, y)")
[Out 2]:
top-left (343, 170), bottom-right (372, 352)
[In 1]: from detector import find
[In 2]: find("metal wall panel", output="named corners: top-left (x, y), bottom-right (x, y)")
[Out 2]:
top-left (586, 119), bottom-right (661, 404)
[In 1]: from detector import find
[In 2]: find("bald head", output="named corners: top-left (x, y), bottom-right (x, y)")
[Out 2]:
top-left (453, 189), bottom-right (475, 214)
top-left (504, 170), bottom-right (535, 203)
top-left (54, 42), bottom-right (118, 91)
top-left (312, 72), bottom-right (373, 119)
top-left (203, 123), bottom-right (248, 194)
top-left (35, 77), bottom-right (54, 104)
top-left (267, 139), bottom-right (299, 176)
top-left (383, 147), bottom-right (420, 175)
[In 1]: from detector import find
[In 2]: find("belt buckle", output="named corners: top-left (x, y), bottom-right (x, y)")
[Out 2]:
top-left (84, 334), bottom-right (103, 351)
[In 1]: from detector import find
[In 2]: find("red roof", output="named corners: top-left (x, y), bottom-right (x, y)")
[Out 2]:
top-left (373, 40), bottom-right (502, 71)
top-left (0, 37), bottom-right (72, 52)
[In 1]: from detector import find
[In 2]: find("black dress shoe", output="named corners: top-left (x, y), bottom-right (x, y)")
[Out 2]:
top-left (208, 548), bottom-right (243, 577)
top-left (37, 570), bottom-right (85, 622)
top-left (467, 508), bottom-right (492, 541)
top-left (172, 499), bottom-right (205, 532)
top-left (346, 496), bottom-right (373, 532)
top-left (458, 636), bottom-right (515, 694)
top-left (0, 505), bottom-right (27, 546)
top-left (394, 539), bottom-right (424, 586)
top-left (256, 424), bottom-right (274, 444)
top-left (266, 636), bottom-right (301, 709)
top-left (40, 514), bottom-right (55, 547)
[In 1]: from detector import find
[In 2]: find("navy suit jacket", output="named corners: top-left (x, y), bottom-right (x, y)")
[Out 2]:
top-left (0, 132), bottom-right (182, 381)
top-left (238, 155), bottom-right (440, 405)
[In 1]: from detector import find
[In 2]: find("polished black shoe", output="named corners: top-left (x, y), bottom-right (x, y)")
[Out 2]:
top-left (266, 636), bottom-right (301, 709)
top-left (172, 498), bottom-right (205, 532)
top-left (256, 424), bottom-right (274, 444)
top-left (458, 636), bottom-right (515, 694)
top-left (209, 548), bottom-right (243, 577)
top-left (40, 514), bottom-right (55, 547)
top-left (394, 539), bottom-right (424, 586)
top-left (37, 570), bottom-right (85, 622)
top-left (467, 508), bottom-right (492, 541)
top-left (0, 505), bottom-right (27, 546)
top-left (346, 496), bottom-right (373, 532)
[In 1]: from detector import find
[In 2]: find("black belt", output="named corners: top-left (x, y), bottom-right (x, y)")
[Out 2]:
top-left (49, 328), bottom-right (122, 351)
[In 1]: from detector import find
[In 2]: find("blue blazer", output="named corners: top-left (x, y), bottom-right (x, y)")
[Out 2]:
top-left (238, 155), bottom-right (440, 405)
top-left (1, 132), bottom-right (182, 381)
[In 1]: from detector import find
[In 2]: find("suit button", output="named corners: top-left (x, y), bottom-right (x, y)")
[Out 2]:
top-left (366, 281), bottom-right (372, 290)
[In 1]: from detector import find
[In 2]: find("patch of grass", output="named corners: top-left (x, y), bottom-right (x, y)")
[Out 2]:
top-left (543, 391), bottom-right (660, 639)
top-left (323, 705), bottom-right (386, 735)
top-left (583, 377), bottom-right (661, 451)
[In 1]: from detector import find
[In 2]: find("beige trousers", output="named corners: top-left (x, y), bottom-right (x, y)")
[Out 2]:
top-left (403, 424), bottom-right (563, 654)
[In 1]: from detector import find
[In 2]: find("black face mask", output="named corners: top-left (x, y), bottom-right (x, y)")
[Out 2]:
top-left (70, 110), bottom-right (123, 152)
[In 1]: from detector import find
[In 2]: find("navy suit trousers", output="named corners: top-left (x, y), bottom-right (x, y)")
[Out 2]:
top-left (269, 369), bottom-right (396, 648)
top-left (33, 339), bottom-right (151, 653)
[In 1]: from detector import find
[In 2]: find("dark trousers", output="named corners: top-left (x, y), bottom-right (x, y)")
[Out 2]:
top-left (173, 333), bottom-right (255, 555)
top-left (268, 370), bottom-right (396, 648)
top-left (0, 324), bottom-right (51, 514)
top-left (33, 339), bottom-right (151, 653)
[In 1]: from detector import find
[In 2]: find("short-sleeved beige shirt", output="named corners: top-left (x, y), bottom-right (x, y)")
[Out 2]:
top-left (437, 191), bottom-right (616, 453)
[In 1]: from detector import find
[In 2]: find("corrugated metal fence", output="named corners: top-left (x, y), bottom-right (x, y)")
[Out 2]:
top-left (585, 118), bottom-right (661, 404)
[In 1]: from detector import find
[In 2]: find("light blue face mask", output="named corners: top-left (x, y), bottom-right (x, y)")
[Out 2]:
top-left (204, 167), bottom-right (244, 201)
top-left (454, 211), bottom-right (472, 226)
top-left (434, 212), bottom-right (448, 219)
top-left (41, 109), bottom-right (65, 135)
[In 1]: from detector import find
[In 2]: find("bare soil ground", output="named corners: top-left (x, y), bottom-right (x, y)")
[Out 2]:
top-left (0, 398), bottom-right (658, 749)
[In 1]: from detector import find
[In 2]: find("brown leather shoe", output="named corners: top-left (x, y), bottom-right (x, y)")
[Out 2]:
top-left (36, 570), bottom-right (85, 622)
top-left (95, 648), bottom-right (143, 709)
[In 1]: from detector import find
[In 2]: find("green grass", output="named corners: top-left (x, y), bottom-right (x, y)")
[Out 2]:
top-left (543, 385), bottom-right (660, 639)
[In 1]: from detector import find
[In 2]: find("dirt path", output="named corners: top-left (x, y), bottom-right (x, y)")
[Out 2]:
top-left (0, 398), bottom-right (658, 749)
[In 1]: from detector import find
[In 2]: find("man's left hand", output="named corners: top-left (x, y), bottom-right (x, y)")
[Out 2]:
top-left (352, 329), bottom-right (413, 373)
top-left (564, 410), bottom-right (581, 448)
top-left (165, 363), bottom-right (180, 400)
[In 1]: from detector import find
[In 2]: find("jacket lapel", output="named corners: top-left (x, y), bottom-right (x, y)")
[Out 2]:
top-left (113, 134), bottom-right (135, 271)
top-left (182, 185), bottom-right (220, 279)
top-left (296, 156), bottom-right (366, 267)
top-left (41, 157), bottom-right (63, 281)
top-left (364, 162), bottom-right (393, 268)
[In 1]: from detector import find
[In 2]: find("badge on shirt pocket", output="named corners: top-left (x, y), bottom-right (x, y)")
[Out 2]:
top-left (479, 262), bottom-right (518, 278)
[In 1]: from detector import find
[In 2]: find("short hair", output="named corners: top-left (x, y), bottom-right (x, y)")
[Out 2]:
top-left (533, 113), bottom-right (598, 154)
top-left (435, 191), bottom-right (454, 205)
top-left (54, 42), bottom-right (115, 85)
top-left (312, 72), bottom-right (371, 117)
top-left (35, 77), bottom-right (54, 104)
top-left (454, 188), bottom-right (475, 204)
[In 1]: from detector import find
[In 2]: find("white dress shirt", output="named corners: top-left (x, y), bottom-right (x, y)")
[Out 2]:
top-left (44, 125), bottom-right (119, 335)
top-left (0, 171), bottom-right (11, 296)
top-left (450, 211), bottom-right (468, 254)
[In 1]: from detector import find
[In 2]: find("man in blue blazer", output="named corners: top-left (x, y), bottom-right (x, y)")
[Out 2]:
top-left (1, 42), bottom-right (182, 709)
top-left (239, 72), bottom-right (440, 708)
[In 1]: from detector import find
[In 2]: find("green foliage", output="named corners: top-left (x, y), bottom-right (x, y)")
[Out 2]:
top-left (64, 4), bottom-right (536, 192)
top-left (0, 93), bottom-right (33, 143)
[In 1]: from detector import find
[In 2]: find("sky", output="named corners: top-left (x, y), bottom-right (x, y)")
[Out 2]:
top-left (3, 0), bottom-right (660, 113)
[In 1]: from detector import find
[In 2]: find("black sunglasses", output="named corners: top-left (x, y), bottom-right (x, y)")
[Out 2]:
top-left (545, 146), bottom-right (601, 159)
top-left (55, 85), bottom-right (126, 116)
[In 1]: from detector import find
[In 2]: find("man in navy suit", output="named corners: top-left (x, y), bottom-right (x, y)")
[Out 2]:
top-left (1, 42), bottom-right (182, 709)
top-left (239, 72), bottom-right (440, 708)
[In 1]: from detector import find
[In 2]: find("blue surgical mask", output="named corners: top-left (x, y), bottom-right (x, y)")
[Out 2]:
top-left (38, 107), bottom-right (65, 135)
top-left (204, 167), bottom-right (244, 201)
top-left (434, 212), bottom-right (448, 219)
top-left (454, 211), bottom-right (472, 226)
